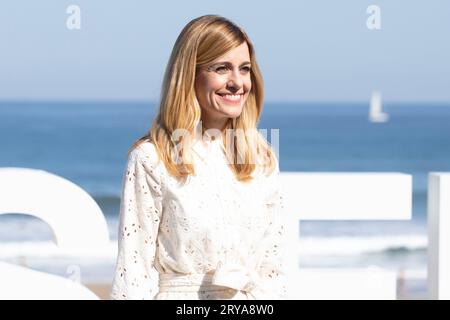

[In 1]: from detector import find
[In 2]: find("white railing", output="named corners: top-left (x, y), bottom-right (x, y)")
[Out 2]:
top-left (280, 172), bottom-right (413, 300)
top-left (428, 172), bottom-right (450, 300)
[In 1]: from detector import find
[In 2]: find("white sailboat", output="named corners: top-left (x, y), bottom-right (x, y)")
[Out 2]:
top-left (369, 91), bottom-right (389, 123)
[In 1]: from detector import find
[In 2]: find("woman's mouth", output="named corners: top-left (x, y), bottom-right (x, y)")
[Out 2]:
top-left (216, 93), bottom-right (243, 105)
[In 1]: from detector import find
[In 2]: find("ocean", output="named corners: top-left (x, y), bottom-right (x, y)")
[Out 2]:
top-left (1, 101), bottom-right (450, 298)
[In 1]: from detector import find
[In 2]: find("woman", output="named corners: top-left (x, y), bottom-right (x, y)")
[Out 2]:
top-left (110, 14), bottom-right (287, 300)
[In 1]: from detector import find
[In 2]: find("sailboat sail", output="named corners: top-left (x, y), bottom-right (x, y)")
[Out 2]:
top-left (369, 91), bottom-right (389, 123)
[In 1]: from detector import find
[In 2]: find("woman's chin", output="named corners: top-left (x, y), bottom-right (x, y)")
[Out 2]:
top-left (221, 106), bottom-right (243, 118)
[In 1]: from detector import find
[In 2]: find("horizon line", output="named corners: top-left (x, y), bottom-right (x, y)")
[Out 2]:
top-left (1, 99), bottom-right (450, 106)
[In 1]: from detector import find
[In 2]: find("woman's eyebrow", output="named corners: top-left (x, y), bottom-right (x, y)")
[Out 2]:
top-left (212, 61), bottom-right (251, 67)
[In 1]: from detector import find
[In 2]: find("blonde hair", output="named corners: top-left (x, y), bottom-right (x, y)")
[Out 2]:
top-left (130, 14), bottom-right (277, 182)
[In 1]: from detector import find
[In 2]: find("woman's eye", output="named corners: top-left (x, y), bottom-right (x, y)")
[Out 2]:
top-left (215, 66), bottom-right (228, 72)
top-left (212, 65), bottom-right (251, 73)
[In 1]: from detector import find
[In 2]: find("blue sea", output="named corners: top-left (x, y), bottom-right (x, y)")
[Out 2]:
top-left (1, 101), bottom-right (450, 298)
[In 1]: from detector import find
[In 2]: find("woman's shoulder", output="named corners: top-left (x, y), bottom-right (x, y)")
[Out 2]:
top-left (128, 140), bottom-right (162, 170)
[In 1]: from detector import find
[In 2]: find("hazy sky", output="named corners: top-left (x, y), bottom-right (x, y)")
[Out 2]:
top-left (0, 0), bottom-right (449, 102)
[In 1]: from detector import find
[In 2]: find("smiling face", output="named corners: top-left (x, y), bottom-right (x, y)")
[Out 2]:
top-left (194, 42), bottom-right (252, 131)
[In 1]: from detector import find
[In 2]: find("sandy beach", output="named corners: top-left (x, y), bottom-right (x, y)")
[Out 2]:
top-left (86, 283), bottom-right (112, 300)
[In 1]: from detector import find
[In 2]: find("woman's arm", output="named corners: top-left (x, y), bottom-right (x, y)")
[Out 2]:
top-left (110, 146), bottom-right (163, 300)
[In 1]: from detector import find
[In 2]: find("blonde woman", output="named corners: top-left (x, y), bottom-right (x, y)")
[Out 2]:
top-left (110, 15), bottom-right (287, 300)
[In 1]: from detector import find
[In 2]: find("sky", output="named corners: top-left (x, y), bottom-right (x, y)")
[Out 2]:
top-left (0, 0), bottom-right (449, 103)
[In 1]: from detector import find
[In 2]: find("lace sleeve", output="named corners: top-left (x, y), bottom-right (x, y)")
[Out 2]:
top-left (110, 146), bottom-right (163, 300)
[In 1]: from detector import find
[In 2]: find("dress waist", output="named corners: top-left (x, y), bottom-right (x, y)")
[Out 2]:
top-left (158, 273), bottom-right (229, 292)
top-left (158, 262), bottom-right (260, 293)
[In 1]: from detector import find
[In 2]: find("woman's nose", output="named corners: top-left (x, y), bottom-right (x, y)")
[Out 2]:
top-left (226, 69), bottom-right (244, 91)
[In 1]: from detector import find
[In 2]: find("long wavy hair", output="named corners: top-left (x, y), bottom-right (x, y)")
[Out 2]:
top-left (130, 15), bottom-right (277, 182)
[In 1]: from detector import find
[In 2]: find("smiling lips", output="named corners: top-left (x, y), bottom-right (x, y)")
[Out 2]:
top-left (216, 93), bottom-right (244, 105)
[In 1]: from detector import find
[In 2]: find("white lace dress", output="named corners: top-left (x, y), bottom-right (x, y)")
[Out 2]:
top-left (110, 136), bottom-right (287, 300)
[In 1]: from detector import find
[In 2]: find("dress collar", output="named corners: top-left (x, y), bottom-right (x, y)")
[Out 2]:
top-left (191, 133), bottom-right (225, 163)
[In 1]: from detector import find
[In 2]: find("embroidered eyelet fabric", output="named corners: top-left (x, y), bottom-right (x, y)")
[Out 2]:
top-left (110, 137), bottom-right (287, 300)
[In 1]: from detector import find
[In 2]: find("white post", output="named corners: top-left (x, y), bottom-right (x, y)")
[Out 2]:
top-left (428, 173), bottom-right (450, 299)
